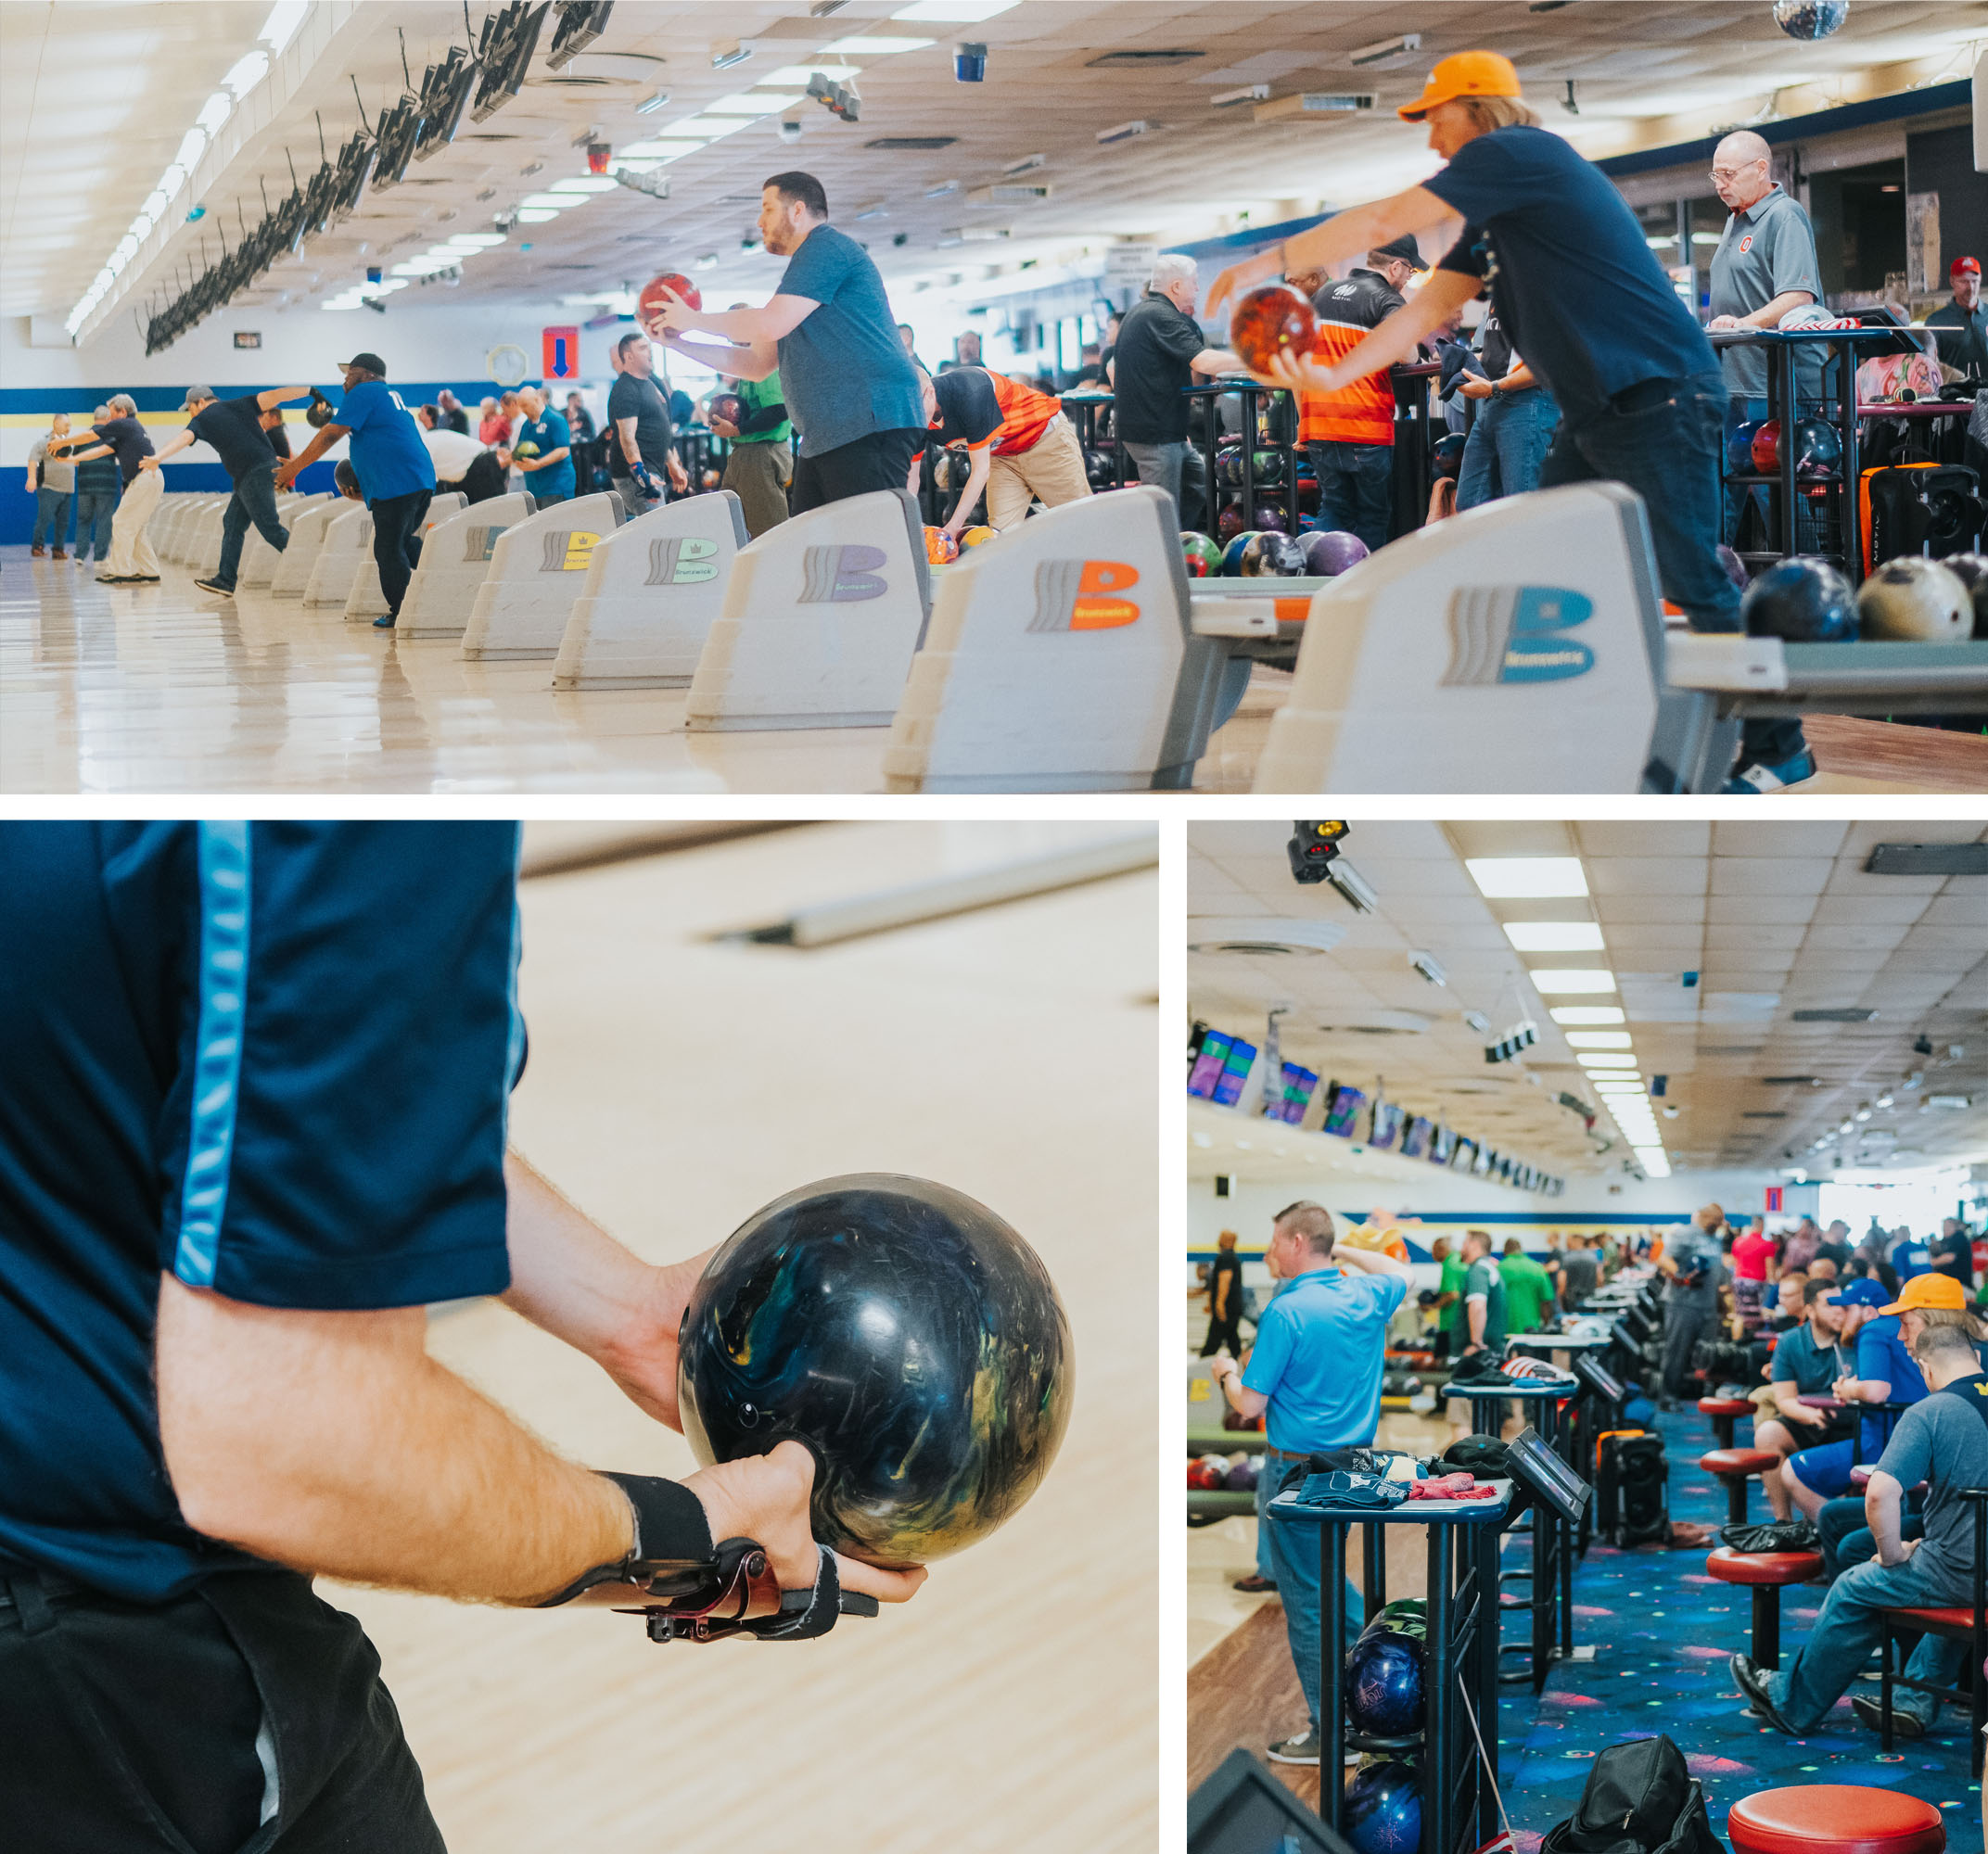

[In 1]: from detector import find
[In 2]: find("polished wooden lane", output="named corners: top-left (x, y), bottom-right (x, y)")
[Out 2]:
top-left (327, 826), bottom-right (1158, 1852)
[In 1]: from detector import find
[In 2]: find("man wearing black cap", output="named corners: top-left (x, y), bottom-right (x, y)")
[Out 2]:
top-left (276, 354), bottom-right (437, 629)
top-left (1927, 257), bottom-right (1985, 380)
top-left (1285, 235), bottom-right (1427, 554)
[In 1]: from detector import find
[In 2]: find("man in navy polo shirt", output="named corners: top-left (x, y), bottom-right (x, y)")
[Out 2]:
top-left (1208, 1201), bottom-right (1413, 1768)
top-left (276, 353), bottom-right (438, 629)
top-left (0, 823), bottom-right (922, 1851)
top-left (1206, 51), bottom-right (1808, 796)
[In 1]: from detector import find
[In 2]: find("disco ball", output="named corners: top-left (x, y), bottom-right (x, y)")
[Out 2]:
top-left (1772, 0), bottom-right (1847, 41)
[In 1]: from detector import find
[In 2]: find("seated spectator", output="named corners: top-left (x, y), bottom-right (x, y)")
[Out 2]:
top-left (1781, 1279), bottom-right (1893, 1520)
top-left (1734, 1285), bottom-right (1988, 1739)
top-left (1754, 1278), bottom-right (1854, 1519)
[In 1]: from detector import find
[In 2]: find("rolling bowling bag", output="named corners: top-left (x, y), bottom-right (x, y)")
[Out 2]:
top-left (1540, 1734), bottom-right (1726, 1854)
top-left (1595, 1430), bottom-right (1669, 1548)
top-left (1858, 462), bottom-right (1983, 567)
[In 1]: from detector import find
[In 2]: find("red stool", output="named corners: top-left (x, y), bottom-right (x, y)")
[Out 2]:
top-left (1699, 1395), bottom-right (1754, 1450)
top-left (1727, 1785), bottom-right (1943, 1854)
top-left (1701, 1447), bottom-right (1780, 1526)
top-left (1706, 1546), bottom-right (1823, 1670)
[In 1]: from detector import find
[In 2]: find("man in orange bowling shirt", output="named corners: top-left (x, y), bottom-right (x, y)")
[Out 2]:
top-left (918, 364), bottom-right (1092, 537)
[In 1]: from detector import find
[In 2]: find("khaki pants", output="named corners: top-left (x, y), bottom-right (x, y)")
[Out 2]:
top-left (722, 439), bottom-right (793, 538)
top-left (986, 415), bottom-right (1091, 530)
top-left (103, 466), bottom-right (163, 578)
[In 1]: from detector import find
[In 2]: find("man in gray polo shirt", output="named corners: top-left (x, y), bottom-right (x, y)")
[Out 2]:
top-left (1707, 132), bottom-right (1825, 411)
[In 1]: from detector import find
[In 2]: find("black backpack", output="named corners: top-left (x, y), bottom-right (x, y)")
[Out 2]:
top-left (1540, 1734), bottom-right (1726, 1854)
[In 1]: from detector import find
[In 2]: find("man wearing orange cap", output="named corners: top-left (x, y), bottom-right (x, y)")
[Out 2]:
top-left (1927, 257), bottom-right (1985, 380)
top-left (1206, 52), bottom-right (1803, 795)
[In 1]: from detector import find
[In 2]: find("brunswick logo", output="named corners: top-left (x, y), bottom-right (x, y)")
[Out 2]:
top-left (799, 543), bottom-right (888, 603)
top-left (541, 531), bottom-right (600, 573)
top-left (1442, 586), bottom-right (1595, 686)
top-left (644, 536), bottom-right (721, 587)
top-left (1026, 559), bottom-right (1141, 633)
top-left (464, 526), bottom-right (507, 562)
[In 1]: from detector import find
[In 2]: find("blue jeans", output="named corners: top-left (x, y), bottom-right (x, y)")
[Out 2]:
top-left (1306, 440), bottom-right (1393, 554)
top-left (1539, 370), bottom-right (1802, 768)
top-left (32, 487), bottom-right (71, 547)
top-left (212, 464), bottom-right (287, 589)
top-left (1253, 1452), bottom-right (1278, 1581)
top-left (1762, 1548), bottom-right (1965, 1731)
top-left (1455, 387), bottom-right (1560, 512)
top-left (73, 488), bottom-right (118, 561)
top-left (1261, 1451), bottom-right (1366, 1733)
top-left (1122, 438), bottom-right (1208, 531)
top-left (1817, 1493), bottom-right (1922, 1581)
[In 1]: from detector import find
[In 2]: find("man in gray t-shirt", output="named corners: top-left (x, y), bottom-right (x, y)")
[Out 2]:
top-left (1735, 1310), bottom-right (1988, 1737)
top-left (1706, 132), bottom-right (1825, 408)
top-left (1656, 1205), bottom-right (1725, 1406)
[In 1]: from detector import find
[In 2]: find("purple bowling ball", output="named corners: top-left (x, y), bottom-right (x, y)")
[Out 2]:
top-left (1303, 528), bottom-right (1370, 577)
top-left (1254, 505), bottom-right (1289, 534)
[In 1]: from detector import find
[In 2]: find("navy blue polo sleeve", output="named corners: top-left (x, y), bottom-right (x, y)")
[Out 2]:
top-left (160, 822), bottom-right (523, 1310)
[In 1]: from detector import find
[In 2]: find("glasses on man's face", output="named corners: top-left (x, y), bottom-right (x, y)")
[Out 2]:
top-left (1710, 161), bottom-right (1765, 183)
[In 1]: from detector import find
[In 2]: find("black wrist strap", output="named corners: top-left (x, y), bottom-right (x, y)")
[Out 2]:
top-left (535, 1472), bottom-right (714, 1607)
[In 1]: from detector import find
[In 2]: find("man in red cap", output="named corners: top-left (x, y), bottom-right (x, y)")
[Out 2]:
top-left (1927, 257), bottom-right (1984, 380)
top-left (1205, 51), bottom-right (1810, 795)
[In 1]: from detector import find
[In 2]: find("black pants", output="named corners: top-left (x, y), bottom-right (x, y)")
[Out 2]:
top-left (0, 1568), bottom-right (443, 1853)
top-left (457, 453), bottom-right (509, 506)
top-left (1660, 1301), bottom-right (1714, 1400)
top-left (789, 427), bottom-right (924, 515)
top-left (1200, 1311), bottom-right (1242, 1357)
top-left (368, 488), bottom-right (432, 619)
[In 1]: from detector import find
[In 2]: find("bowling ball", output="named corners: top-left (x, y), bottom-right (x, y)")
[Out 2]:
top-left (1216, 502), bottom-right (1247, 544)
top-left (1254, 505), bottom-right (1290, 534)
top-left (1360, 1598), bottom-right (1428, 1643)
top-left (1750, 419), bottom-right (1783, 475)
top-left (1302, 528), bottom-right (1370, 577)
top-left (1241, 531), bottom-right (1307, 577)
top-left (1229, 283), bottom-right (1317, 375)
top-left (1216, 447), bottom-right (1247, 489)
top-left (924, 525), bottom-right (961, 565)
top-left (699, 467), bottom-right (721, 490)
top-left (1344, 1759), bottom-right (1422, 1854)
top-left (1180, 532), bottom-right (1223, 578)
top-left (1221, 531), bottom-right (1259, 577)
top-left (1940, 553), bottom-right (1988, 636)
top-left (1740, 556), bottom-right (1857, 642)
top-left (512, 440), bottom-right (540, 460)
top-left (637, 271), bottom-right (703, 326)
top-left (1224, 1459), bottom-right (1257, 1492)
top-left (1790, 415), bottom-right (1841, 477)
top-left (959, 525), bottom-right (998, 549)
top-left (1344, 1629), bottom-right (1427, 1736)
top-left (1715, 542), bottom-right (1750, 591)
top-left (677, 1175), bottom-right (1073, 1566)
top-left (1250, 449), bottom-right (1285, 487)
top-left (1727, 420), bottom-right (1763, 476)
top-left (1085, 448), bottom-right (1117, 488)
top-left (707, 390), bottom-right (744, 429)
top-left (1431, 433), bottom-right (1466, 481)
top-left (1856, 556), bottom-right (1972, 641)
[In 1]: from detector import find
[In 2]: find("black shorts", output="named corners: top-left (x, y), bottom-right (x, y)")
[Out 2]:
top-left (1, 1567), bottom-right (442, 1853)
top-left (788, 427), bottom-right (926, 516)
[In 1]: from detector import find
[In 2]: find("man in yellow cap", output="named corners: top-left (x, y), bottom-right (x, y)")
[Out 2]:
top-left (1206, 52), bottom-right (1803, 795)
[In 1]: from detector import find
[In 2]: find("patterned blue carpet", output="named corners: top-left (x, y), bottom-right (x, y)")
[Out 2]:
top-left (1489, 1404), bottom-right (1980, 1847)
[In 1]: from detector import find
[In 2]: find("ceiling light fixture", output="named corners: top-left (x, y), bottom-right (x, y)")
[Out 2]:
top-left (1548, 1006), bottom-right (1626, 1026)
top-left (1503, 921), bottom-right (1605, 952)
top-left (1466, 857), bottom-right (1588, 899)
top-left (821, 35), bottom-right (937, 55)
top-left (634, 88), bottom-right (672, 115)
top-left (1528, 969), bottom-right (1617, 995)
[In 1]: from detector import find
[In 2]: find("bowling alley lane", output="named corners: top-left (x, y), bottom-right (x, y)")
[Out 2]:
top-left (322, 821), bottom-right (1158, 1854)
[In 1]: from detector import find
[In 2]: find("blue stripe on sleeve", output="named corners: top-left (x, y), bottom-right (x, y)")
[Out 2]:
top-left (173, 821), bottom-right (251, 1287)
top-left (500, 822), bottom-right (526, 1140)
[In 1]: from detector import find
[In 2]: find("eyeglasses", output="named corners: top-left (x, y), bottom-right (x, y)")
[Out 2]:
top-left (1709, 161), bottom-right (1766, 182)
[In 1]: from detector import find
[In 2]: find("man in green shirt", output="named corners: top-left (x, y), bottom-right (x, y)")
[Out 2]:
top-left (1499, 1238), bottom-right (1555, 1333)
top-left (1452, 1228), bottom-right (1509, 1363)
top-left (1434, 1236), bottom-right (1466, 1349)
top-left (711, 309), bottom-right (794, 538)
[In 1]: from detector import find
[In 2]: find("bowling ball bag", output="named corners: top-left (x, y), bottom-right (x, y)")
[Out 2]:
top-left (1856, 555), bottom-right (1971, 641)
top-left (1180, 531), bottom-right (1223, 578)
top-left (637, 271), bottom-right (703, 324)
top-left (1344, 1758), bottom-right (1421, 1854)
top-left (1740, 556), bottom-right (1857, 642)
top-left (1240, 532), bottom-right (1306, 577)
top-left (1343, 1631), bottom-right (1425, 1737)
top-left (1941, 552), bottom-right (1988, 636)
top-left (1430, 433), bottom-right (1466, 481)
top-left (1539, 1733), bottom-right (1721, 1854)
top-left (1229, 283), bottom-right (1317, 375)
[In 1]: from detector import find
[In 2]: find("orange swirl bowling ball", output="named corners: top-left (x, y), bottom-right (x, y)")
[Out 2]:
top-left (638, 272), bottom-right (704, 326)
top-left (924, 526), bottom-right (960, 565)
top-left (1230, 284), bottom-right (1317, 375)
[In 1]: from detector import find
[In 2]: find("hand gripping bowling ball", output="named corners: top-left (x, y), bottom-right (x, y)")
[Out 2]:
top-left (512, 440), bottom-right (541, 460)
top-left (1229, 283), bottom-right (1318, 375)
top-left (638, 271), bottom-right (703, 328)
top-left (1302, 528), bottom-right (1370, 578)
top-left (1940, 553), bottom-right (1988, 637)
top-left (1180, 532), bottom-right (1223, 578)
top-left (1856, 556), bottom-right (1973, 641)
top-left (678, 1175), bottom-right (1072, 1567)
top-left (923, 526), bottom-right (961, 565)
top-left (1344, 1759), bottom-right (1422, 1854)
top-left (1241, 530), bottom-right (1308, 577)
top-left (1343, 1627), bottom-right (1426, 1736)
top-left (1220, 531), bottom-right (1260, 577)
top-left (708, 391), bottom-right (744, 429)
top-left (1431, 433), bottom-right (1466, 481)
top-left (1740, 556), bottom-right (1857, 643)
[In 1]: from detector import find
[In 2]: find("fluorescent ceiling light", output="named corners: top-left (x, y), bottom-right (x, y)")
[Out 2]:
top-left (770, 64), bottom-right (862, 83)
top-left (221, 50), bottom-right (270, 97)
top-left (1576, 1054), bottom-right (1638, 1069)
top-left (820, 35), bottom-right (936, 54)
top-left (1529, 969), bottom-right (1617, 995)
top-left (707, 92), bottom-right (806, 114)
top-left (195, 91), bottom-right (232, 135)
top-left (550, 176), bottom-right (618, 193)
top-left (893, 0), bottom-right (1018, 18)
top-left (173, 128), bottom-right (208, 171)
top-left (1564, 1031), bottom-right (1633, 1049)
top-left (258, 0), bottom-right (309, 55)
top-left (1466, 857), bottom-right (1588, 899)
top-left (1632, 1148), bottom-right (1672, 1175)
top-left (1503, 921), bottom-right (1604, 953)
top-left (618, 141), bottom-right (704, 159)
top-left (1595, 1081), bottom-right (1646, 1094)
top-left (515, 209), bottom-right (561, 222)
top-left (520, 194), bottom-right (574, 209)
top-left (1549, 1006), bottom-right (1626, 1026)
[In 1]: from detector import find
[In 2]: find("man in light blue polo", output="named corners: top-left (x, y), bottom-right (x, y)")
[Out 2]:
top-left (1209, 1200), bottom-right (1413, 1769)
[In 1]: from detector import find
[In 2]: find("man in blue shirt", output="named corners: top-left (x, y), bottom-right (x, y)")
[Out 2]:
top-left (509, 385), bottom-right (576, 505)
top-left (645, 171), bottom-right (926, 514)
top-left (0, 823), bottom-right (921, 1849)
top-left (1209, 1201), bottom-right (1413, 1768)
top-left (1205, 51), bottom-right (1807, 796)
top-left (276, 353), bottom-right (438, 629)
